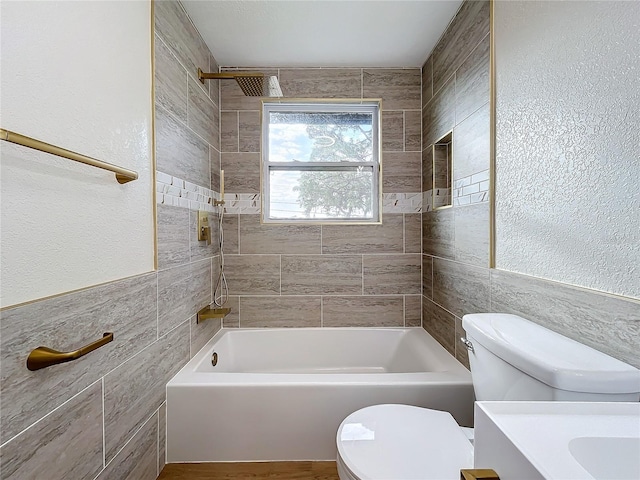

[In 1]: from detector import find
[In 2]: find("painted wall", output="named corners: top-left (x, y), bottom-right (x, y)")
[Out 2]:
top-left (219, 67), bottom-right (423, 328)
top-left (0, 0), bottom-right (154, 307)
top-left (495, 0), bottom-right (640, 300)
top-left (422, 0), bottom-right (640, 370)
top-left (0, 2), bottom-right (222, 478)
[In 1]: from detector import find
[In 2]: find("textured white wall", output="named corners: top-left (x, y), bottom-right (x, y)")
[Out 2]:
top-left (494, 1), bottom-right (640, 299)
top-left (0, 1), bottom-right (153, 307)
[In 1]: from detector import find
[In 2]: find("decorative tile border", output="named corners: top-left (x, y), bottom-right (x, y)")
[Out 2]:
top-left (223, 193), bottom-right (261, 214)
top-left (382, 193), bottom-right (422, 213)
top-left (156, 171), bottom-right (220, 212)
top-left (223, 192), bottom-right (424, 215)
top-left (422, 170), bottom-right (490, 211)
top-left (454, 169), bottom-right (489, 206)
top-left (159, 173), bottom-right (425, 215)
top-left (423, 191), bottom-right (433, 212)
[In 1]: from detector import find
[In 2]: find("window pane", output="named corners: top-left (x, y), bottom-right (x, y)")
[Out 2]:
top-left (268, 111), bottom-right (373, 163)
top-left (269, 168), bottom-right (374, 219)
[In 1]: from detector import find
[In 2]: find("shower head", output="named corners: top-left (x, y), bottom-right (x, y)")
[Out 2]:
top-left (197, 69), bottom-right (283, 97)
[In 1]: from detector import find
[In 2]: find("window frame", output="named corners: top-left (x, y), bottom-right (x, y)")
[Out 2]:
top-left (261, 99), bottom-right (382, 224)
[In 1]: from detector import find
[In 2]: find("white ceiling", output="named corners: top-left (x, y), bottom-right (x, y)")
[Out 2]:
top-left (181, 0), bottom-right (463, 68)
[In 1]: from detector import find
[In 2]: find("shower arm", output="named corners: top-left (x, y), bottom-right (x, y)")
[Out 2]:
top-left (197, 69), bottom-right (263, 84)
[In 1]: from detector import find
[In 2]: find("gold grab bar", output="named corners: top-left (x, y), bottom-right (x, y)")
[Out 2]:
top-left (27, 332), bottom-right (114, 371)
top-left (197, 305), bottom-right (231, 323)
top-left (460, 469), bottom-right (500, 480)
top-left (0, 128), bottom-right (138, 184)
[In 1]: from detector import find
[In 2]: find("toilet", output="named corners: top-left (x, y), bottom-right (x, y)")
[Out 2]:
top-left (336, 313), bottom-right (640, 480)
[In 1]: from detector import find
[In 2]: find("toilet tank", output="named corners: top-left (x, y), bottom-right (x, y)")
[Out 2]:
top-left (462, 314), bottom-right (640, 402)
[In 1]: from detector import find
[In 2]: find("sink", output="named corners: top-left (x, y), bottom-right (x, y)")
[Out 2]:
top-left (569, 437), bottom-right (640, 480)
top-left (474, 402), bottom-right (640, 480)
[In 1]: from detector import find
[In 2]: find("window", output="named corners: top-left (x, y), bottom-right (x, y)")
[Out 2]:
top-left (262, 101), bottom-right (381, 223)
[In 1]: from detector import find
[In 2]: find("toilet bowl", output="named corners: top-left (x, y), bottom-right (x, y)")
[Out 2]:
top-left (336, 314), bottom-right (640, 480)
top-left (336, 404), bottom-right (473, 480)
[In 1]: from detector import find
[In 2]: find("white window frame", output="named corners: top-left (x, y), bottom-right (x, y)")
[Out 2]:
top-left (261, 100), bottom-right (381, 224)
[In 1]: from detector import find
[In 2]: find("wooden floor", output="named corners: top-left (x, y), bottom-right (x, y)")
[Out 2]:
top-left (157, 461), bottom-right (340, 480)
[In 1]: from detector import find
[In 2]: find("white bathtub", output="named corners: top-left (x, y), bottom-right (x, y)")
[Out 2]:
top-left (166, 328), bottom-right (473, 462)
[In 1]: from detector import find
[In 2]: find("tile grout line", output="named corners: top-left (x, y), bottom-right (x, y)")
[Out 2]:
top-left (102, 377), bottom-right (106, 469)
top-left (0, 378), bottom-right (103, 450)
top-left (157, 405), bottom-right (160, 478)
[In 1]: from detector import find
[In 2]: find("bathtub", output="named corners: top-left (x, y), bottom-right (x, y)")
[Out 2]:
top-left (166, 327), bottom-right (473, 462)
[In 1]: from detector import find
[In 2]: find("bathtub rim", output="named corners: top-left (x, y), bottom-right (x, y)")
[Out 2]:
top-left (169, 327), bottom-right (471, 387)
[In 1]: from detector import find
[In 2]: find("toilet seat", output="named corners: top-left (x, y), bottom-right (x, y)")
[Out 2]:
top-left (336, 404), bottom-right (473, 480)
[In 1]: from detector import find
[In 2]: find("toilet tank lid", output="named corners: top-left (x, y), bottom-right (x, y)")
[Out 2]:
top-left (462, 313), bottom-right (640, 394)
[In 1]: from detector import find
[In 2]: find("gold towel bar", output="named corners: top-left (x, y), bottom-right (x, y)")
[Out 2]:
top-left (460, 469), bottom-right (500, 480)
top-left (27, 332), bottom-right (114, 371)
top-left (197, 305), bottom-right (231, 323)
top-left (0, 128), bottom-right (138, 184)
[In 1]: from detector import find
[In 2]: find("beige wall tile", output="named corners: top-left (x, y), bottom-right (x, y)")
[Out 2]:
top-left (490, 270), bottom-right (640, 368)
top-left (422, 56), bottom-right (433, 109)
top-left (222, 214), bottom-right (239, 254)
top-left (192, 258), bottom-right (213, 312)
top-left (423, 77), bottom-right (455, 147)
top-left (422, 146), bottom-right (434, 192)
top-left (432, 258), bottom-right (490, 318)
top-left (0, 382), bottom-right (103, 480)
top-left (381, 111), bottom-right (404, 151)
top-left (239, 296), bottom-right (322, 328)
top-left (422, 254), bottom-right (433, 298)
top-left (0, 273), bottom-right (157, 440)
top-left (432, 0), bottom-right (490, 93)
top-left (323, 296), bottom-right (404, 327)
top-left (322, 214), bottom-right (403, 254)
top-left (363, 69), bottom-right (421, 110)
top-left (224, 255), bottom-right (281, 295)
top-left (97, 412), bottom-right (158, 480)
top-left (209, 53), bottom-right (220, 107)
top-left (239, 111), bottom-right (261, 152)
top-left (422, 298), bottom-right (456, 356)
top-left (188, 77), bottom-right (219, 150)
top-left (422, 209), bottom-right (455, 259)
top-left (453, 103), bottom-right (490, 180)
top-left (190, 262), bottom-right (220, 354)
top-left (156, 105), bottom-right (210, 186)
top-left (363, 254), bottom-right (421, 295)
top-left (279, 68), bottom-right (361, 98)
top-left (404, 110), bottom-right (422, 152)
top-left (155, 0), bottom-right (210, 89)
top-left (404, 213), bottom-right (422, 253)
top-left (220, 111), bottom-right (238, 152)
top-left (221, 152), bottom-right (260, 193)
top-left (158, 263), bottom-right (193, 336)
top-left (104, 321), bottom-right (189, 462)
top-left (159, 403), bottom-right (167, 474)
top-left (157, 203), bottom-right (190, 270)
top-left (155, 34), bottom-right (187, 123)
top-left (282, 255), bottom-right (362, 295)
top-left (455, 34), bottom-right (490, 123)
top-left (383, 151), bottom-right (422, 192)
top-left (455, 203), bottom-right (489, 267)
top-left (240, 214), bottom-right (321, 254)
top-left (221, 295), bottom-right (240, 328)
top-left (211, 147), bottom-right (221, 192)
top-left (405, 295), bottom-right (422, 327)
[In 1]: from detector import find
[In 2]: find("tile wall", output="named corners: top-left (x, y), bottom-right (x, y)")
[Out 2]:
top-left (422, 0), bottom-right (640, 370)
top-left (0, 2), bottom-right (222, 478)
top-left (220, 67), bottom-right (424, 328)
